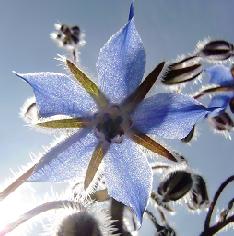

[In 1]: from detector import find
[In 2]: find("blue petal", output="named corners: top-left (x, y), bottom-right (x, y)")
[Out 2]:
top-left (208, 94), bottom-right (232, 110)
top-left (96, 4), bottom-right (145, 103)
top-left (15, 72), bottom-right (97, 118)
top-left (205, 65), bottom-right (234, 86)
top-left (104, 138), bottom-right (152, 226)
top-left (133, 93), bottom-right (215, 139)
top-left (28, 130), bottom-right (98, 182)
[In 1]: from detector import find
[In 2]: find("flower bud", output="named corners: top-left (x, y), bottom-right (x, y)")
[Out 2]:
top-left (156, 224), bottom-right (176, 236)
top-left (162, 55), bottom-right (202, 85)
top-left (200, 40), bottom-right (234, 61)
top-left (157, 171), bottom-right (193, 202)
top-left (229, 97), bottom-right (234, 113)
top-left (187, 174), bottom-right (209, 210)
top-left (208, 112), bottom-right (234, 131)
top-left (56, 212), bottom-right (103, 236)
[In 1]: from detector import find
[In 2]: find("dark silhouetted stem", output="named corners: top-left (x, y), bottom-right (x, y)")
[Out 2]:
top-left (201, 214), bottom-right (234, 236)
top-left (145, 210), bottom-right (161, 230)
top-left (203, 175), bottom-right (234, 233)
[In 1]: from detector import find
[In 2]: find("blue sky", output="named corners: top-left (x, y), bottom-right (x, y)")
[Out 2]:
top-left (0, 0), bottom-right (234, 235)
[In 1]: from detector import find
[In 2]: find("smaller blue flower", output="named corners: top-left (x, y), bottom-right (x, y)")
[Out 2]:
top-left (205, 65), bottom-right (234, 110)
top-left (15, 3), bottom-right (219, 225)
top-left (203, 65), bottom-right (234, 131)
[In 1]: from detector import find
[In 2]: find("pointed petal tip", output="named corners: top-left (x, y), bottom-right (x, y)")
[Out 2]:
top-left (97, 4), bottom-right (145, 103)
top-left (104, 139), bottom-right (152, 228)
top-left (128, 1), bottom-right (135, 21)
top-left (13, 72), bottom-right (28, 82)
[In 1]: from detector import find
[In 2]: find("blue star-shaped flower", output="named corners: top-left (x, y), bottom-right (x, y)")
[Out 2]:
top-left (15, 3), bottom-right (218, 225)
top-left (205, 64), bottom-right (234, 110)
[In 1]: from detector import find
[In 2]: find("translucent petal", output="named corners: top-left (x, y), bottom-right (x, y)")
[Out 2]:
top-left (15, 72), bottom-right (97, 118)
top-left (96, 4), bottom-right (145, 103)
top-left (208, 94), bottom-right (232, 110)
top-left (66, 60), bottom-right (108, 108)
top-left (133, 93), bottom-right (213, 139)
top-left (28, 130), bottom-right (98, 182)
top-left (104, 138), bottom-right (152, 225)
top-left (205, 65), bottom-right (234, 86)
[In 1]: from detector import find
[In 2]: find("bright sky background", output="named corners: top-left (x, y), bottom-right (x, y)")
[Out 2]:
top-left (0, 0), bottom-right (234, 235)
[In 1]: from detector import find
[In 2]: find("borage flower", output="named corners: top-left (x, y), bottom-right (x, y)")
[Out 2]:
top-left (14, 3), bottom-right (219, 225)
top-left (194, 64), bottom-right (234, 133)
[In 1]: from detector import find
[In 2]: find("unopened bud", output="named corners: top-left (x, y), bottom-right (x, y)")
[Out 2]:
top-left (162, 56), bottom-right (202, 85)
top-left (156, 224), bottom-right (176, 236)
top-left (229, 97), bottom-right (234, 113)
top-left (187, 174), bottom-right (209, 210)
top-left (209, 112), bottom-right (234, 131)
top-left (157, 171), bottom-right (193, 202)
top-left (200, 40), bottom-right (234, 61)
top-left (56, 212), bottom-right (103, 236)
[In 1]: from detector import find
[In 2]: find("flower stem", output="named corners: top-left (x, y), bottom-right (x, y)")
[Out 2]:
top-left (0, 200), bottom-right (79, 235)
top-left (0, 164), bottom-right (36, 201)
top-left (203, 175), bottom-right (234, 234)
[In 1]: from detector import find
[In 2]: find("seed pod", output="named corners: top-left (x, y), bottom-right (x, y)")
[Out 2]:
top-left (56, 212), bottom-right (103, 236)
top-left (209, 112), bottom-right (234, 131)
top-left (200, 40), bottom-right (234, 61)
top-left (157, 171), bottom-right (193, 202)
top-left (187, 174), bottom-right (209, 210)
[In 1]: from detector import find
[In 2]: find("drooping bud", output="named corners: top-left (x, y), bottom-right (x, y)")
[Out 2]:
top-left (199, 40), bottom-right (234, 61)
top-left (187, 174), bottom-right (209, 210)
top-left (161, 55), bottom-right (202, 84)
top-left (156, 224), bottom-right (176, 236)
top-left (229, 97), bottom-right (234, 113)
top-left (151, 192), bottom-right (174, 212)
top-left (56, 212), bottom-right (103, 236)
top-left (208, 112), bottom-right (234, 131)
top-left (157, 171), bottom-right (193, 202)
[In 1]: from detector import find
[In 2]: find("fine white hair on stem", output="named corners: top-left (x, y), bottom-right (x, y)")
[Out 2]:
top-left (0, 200), bottom-right (84, 235)
top-left (0, 131), bottom-right (75, 201)
top-left (0, 163), bottom-right (37, 201)
top-left (195, 37), bottom-right (211, 55)
top-left (45, 201), bottom-right (115, 236)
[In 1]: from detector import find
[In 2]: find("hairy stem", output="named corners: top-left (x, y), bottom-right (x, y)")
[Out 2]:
top-left (0, 200), bottom-right (80, 235)
top-left (0, 164), bottom-right (36, 201)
